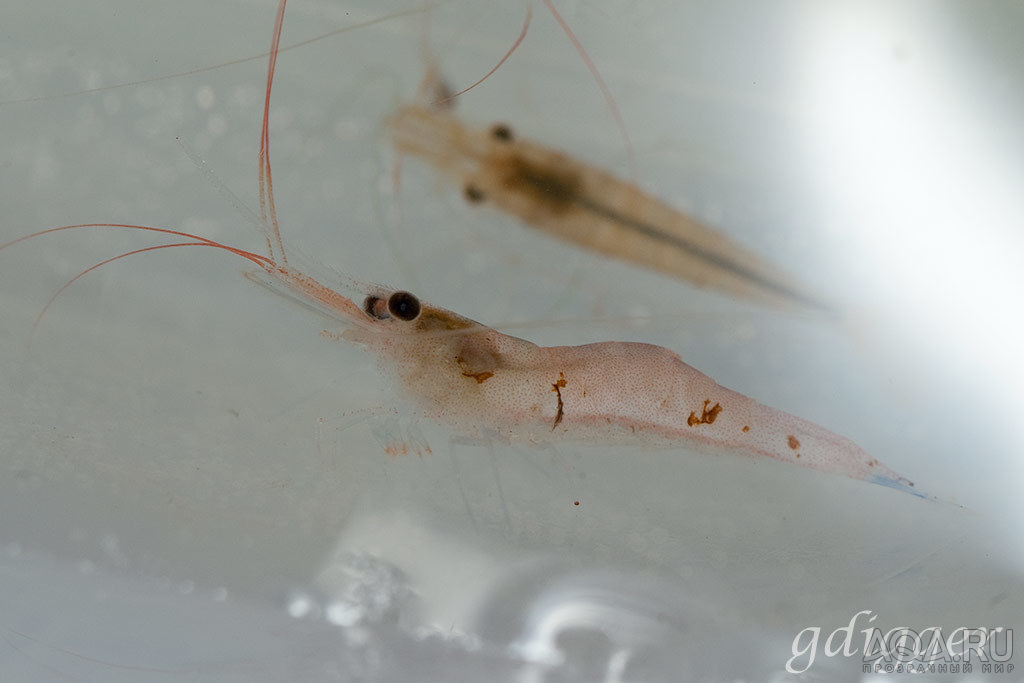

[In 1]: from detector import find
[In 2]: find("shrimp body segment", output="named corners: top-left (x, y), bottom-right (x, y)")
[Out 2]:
top-left (389, 106), bottom-right (829, 312)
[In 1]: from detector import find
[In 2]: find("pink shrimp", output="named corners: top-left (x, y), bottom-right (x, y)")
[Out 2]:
top-left (1, 0), bottom-right (928, 502)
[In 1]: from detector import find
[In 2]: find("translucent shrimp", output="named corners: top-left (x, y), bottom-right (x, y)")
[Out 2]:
top-left (389, 95), bottom-right (831, 313)
top-left (1, 0), bottom-right (927, 502)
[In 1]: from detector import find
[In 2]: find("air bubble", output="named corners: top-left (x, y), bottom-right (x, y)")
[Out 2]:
top-left (325, 600), bottom-right (364, 627)
top-left (196, 85), bottom-right (215, 109)
top-left (288, 594), bottom-right (313, 619)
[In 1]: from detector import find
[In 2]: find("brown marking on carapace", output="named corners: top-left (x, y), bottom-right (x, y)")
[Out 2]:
top-left (416, 308), bottom-right (478, 332)
top-left (867, 459), bottom-right (878, 468)
top-left (456, 355), bottom-right (494, 383)
top-left (495, 153), bottom-right (582, 216)
top-left (787, 435), bottom-right (800, 450)
top-left (464, 184), bottom-right (485, 203)
top-left (551, 371), bottom-right (567, 430)
top-left (384, 443), bottom-right (408, 456)
top-left (742, 425), bottom-right (750, 433)
top-left (687, 399), bottom-right (722, 427)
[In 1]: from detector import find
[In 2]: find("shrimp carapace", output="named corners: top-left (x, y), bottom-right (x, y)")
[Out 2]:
top-left (389, 106), bottom-right (832, 313)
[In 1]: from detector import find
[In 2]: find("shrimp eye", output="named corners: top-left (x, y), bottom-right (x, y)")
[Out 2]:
top-left (363, 295), bottom-right (390, 320)
top-left (490, 123), bottom-right (514, 142)
top-left (464, 184), bottom-right (485, 203)
top-left (387, 291), bottom-right (421, 321)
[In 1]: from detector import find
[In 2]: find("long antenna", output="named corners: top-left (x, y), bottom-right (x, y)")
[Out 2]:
top-left (258, 0), bottom-right (290, 263)
top-left (541, 0), bottom-right (636, 179)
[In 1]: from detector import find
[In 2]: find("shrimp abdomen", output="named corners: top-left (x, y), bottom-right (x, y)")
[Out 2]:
top-left (539, 342), bottom-right (923, 498)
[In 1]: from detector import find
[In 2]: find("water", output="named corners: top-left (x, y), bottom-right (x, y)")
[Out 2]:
top-left (1, 0), bottom-right (1022, 680)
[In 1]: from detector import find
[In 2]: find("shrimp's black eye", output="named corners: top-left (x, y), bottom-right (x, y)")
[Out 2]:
top-left (387, 291), bottom-right (421, 321)
top-left (363, 295), bottom-right (389, 320)
top-left (464, 184), bottom-right (485, 203)
top-left (490, 123), bottom-right (514, 142)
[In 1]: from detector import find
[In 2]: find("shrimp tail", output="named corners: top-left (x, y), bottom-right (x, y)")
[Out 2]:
top-left (692, 375), bottom-right (949, 504)
top-left (867, 472), bottom-right (957, 506)
top-left (868, 472), bottom-right (928, 500)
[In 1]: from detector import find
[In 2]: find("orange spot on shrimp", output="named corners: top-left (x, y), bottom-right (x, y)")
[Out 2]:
top-left (417, 309), bottom-right (476, 332)
top-left (687, 399), bottom-right (722, 427)
top-left (551, 372), bottom-right (567, 429)
top-left (788, 435), bottom-right (800, 450)
top-left (742, 425), bottom-right (750, 433)
top-left (573, 500), bottom-right (580, 507)
top-left (456, 352), bottom-right (496, 384)
top-left (457, 355), bottom-right (494, 384)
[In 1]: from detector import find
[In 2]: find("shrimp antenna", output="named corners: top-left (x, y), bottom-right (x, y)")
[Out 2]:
top-left (258, 0), bottom-right (290, 264)
top-left (0, 4), bottom-right (447, 108)
top-left (540, 0), bottom-right (636, 179)
top-left (0, 223), bottom-right (271, 338)
top-left (176, 137), bottom-right (275, 247)
top-left (434, 3), bottom-right (533, 105)
top-left (426, 1), bottom-right (635, 177)
top-left (31, 242), bottom-right (267, 339)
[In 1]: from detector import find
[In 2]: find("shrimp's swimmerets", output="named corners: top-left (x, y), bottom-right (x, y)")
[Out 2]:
top-left (389, 107), bottom-right (831, 313)
top-left (1, 0), bottom-right (926, 501)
